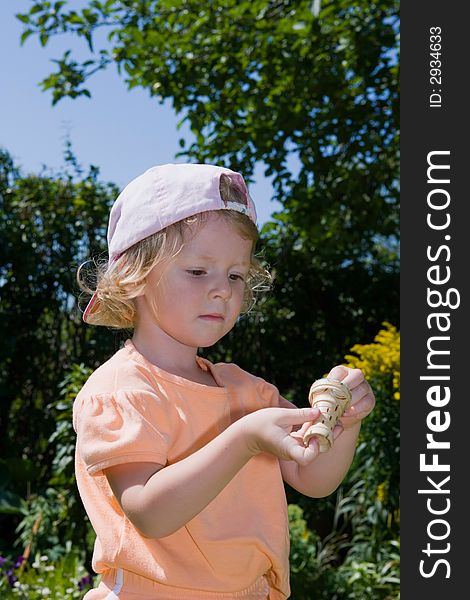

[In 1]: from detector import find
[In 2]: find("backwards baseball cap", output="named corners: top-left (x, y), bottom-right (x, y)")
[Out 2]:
top-left (82, 162), bottom-right (257, 323)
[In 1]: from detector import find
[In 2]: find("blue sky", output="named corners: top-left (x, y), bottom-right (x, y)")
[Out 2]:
top-left (0, 1), bottom-right (284, 226)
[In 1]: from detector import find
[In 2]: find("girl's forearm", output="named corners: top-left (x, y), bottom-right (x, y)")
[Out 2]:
top-left (292, 423), bottom-right (361, 497)
top-left (135, 418), bottom-right (254, 538)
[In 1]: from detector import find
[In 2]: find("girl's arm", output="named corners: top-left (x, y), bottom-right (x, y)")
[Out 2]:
top-left (278, 365), bottom-right (375, 498)
top-left (279, 409), bottom-right (361, 497)
top-left (105, 406), bottom-right (320, 539)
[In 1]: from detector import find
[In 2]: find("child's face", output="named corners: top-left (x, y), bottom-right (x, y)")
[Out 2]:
top-left (137, 212), bottom-right (253, 349)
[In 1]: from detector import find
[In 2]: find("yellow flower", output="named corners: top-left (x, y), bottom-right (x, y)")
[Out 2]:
top-left (377, 482), bottom-right (387, 503)
top-left (344, 321), bottom-right (400, 401)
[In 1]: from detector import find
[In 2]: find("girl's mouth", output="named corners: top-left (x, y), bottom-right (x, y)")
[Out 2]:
top-left (199, 314), bottom-right (224, 321)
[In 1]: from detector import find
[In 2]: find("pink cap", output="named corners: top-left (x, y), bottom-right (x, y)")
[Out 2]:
top-left (82, 163), bottom-right (257, 323)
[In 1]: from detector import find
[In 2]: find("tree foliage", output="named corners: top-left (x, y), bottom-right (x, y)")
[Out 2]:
top-left (0, 147), bottom-right (120, 550)
top-left (17, 0), bottom-right (399, 258)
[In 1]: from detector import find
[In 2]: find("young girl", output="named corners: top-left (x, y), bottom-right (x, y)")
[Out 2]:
top-left (74, 163), bottom-right (375, 600)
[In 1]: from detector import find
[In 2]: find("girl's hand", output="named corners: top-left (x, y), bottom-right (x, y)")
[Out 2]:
top-left (328, 365), bottom-right (376, 430)
top-left (240, 407), bottom-right (322, 467)
top-left (293, 366), bottom-right (376, 442)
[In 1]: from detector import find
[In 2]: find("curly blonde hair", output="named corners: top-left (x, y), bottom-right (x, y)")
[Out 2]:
top-left (77, 176), bottom-right (273, 329)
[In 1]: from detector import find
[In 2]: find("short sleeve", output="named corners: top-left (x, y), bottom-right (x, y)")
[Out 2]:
top-left (73, 389), bottom-right (171, 476)
top-left (255, 378), bottom-right (282, 408)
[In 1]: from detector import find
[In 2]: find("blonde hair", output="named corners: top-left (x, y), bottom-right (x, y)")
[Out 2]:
top-left (77, 175), bottom-right (273, 329)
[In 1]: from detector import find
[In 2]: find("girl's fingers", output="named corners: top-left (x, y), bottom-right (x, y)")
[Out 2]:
top-left (326, 366), bottom-right (376, 418)
top-left (285, 436), bottom-right (319, 466)
top-left (291, 418), bottom-right (320, 438)
top-left (332, 423), bottom-right (343, 440)
top-left (327, 365), bottom-right (350, 382)
top-left (343, 392), bottom-right (375, 418)
top-left (328, 366), bottom-right (364, 391)
top-left (281, 407), bottom-right (320, 426)
top-left (350, 381), bottom-right (372, 402)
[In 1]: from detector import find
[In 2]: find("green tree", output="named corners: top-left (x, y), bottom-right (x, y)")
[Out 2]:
top-left (16, 0), bottom-right (400, 389)
top-left (0, 147), bottom-right (121, 552)
top-left (17, 0), bottom-right (399, 253)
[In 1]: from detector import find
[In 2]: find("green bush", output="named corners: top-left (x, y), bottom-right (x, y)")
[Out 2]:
top-left (2, 324), bottom-right (399, 598)
top-left (5, 364), bottom-right (96, 569)
top-left (0, 548), bottom-right (93, 599)
top-left (287, 323), bottom-right (400, 599)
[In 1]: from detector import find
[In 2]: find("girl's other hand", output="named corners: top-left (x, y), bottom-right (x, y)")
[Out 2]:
top-left (240, 407), bottom-right (322, 467)
top-left (326, 365), bottom-right (376, 430)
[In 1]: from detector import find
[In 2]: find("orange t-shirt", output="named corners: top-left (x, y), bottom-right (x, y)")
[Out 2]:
top-left (73, 339), bottom-right (290, 599)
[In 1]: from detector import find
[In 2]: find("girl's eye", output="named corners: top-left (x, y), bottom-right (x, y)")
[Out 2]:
top-left (187, 269), bottom-right (206, 276)
top-left (229, 274), bottom-right (245, 282)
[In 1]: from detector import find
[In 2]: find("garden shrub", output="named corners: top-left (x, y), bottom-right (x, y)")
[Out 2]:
top-left (2, 323), bottom-right (399, 599)
top-left (287, 322), bottom-right (400, 599)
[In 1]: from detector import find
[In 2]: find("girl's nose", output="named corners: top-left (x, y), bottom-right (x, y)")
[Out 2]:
top-left (209, 275), bottom-right (232, 301)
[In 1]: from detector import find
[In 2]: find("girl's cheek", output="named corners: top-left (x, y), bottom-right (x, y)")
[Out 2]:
top-left (235, 287), bottom-right (246, 308)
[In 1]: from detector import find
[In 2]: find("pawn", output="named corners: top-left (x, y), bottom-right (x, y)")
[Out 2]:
top-left (303, 378), bottom-right (352, 452)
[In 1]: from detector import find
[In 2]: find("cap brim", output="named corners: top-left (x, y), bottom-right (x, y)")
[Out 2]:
top-left (82, 291), bottom-right (100, 323)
